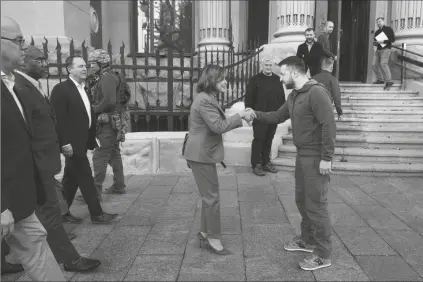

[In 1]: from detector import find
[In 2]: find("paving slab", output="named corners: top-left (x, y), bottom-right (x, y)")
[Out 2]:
top-left (334, 226), bottom-right (397, 256)
top-left (376, 229), bottom-right (423, 277)
top-left (3, 171), bottom-right (423, 282)
top-left (356, 255), bottom-right (423, 281)
top-left (124, 255), bottom-right (183, 281)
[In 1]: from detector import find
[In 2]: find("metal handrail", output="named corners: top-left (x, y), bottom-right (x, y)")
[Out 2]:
top-left (392, 45), bottom-right (423, 58)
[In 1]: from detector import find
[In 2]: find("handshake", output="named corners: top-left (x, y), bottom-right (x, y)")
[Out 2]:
top-left (238, 108), bottom-right (257, 124)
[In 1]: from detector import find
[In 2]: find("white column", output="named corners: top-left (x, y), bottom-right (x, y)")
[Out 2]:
top-left (272, 0), bottom-right (315, 44)
top-left (197, 1), bottom-right (230, 50)
top-left (391, 0), bottom-right (423, 45)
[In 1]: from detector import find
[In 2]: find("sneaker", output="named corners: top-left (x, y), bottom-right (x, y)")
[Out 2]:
top-left (299, 254), bottom-right (331, 271)
top-left (284, 236), bottom-right (315, 253)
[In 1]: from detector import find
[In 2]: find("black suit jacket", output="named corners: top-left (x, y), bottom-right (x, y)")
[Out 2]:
top-left (50, 79), bottom-right (97, 157)
top-left (296, 41), bottom-right (333, 77)
top-left (14, 72), bottom-right (62, 176)
top-left (1, 80), bottom-right (46, 222)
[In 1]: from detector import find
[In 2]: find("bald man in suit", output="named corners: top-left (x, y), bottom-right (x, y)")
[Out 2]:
top-left (1, 16), bottom-right (65, 281)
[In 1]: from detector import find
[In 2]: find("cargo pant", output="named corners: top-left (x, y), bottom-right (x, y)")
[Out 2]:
top-left (92, 123), bottom-right (125, 196)
top-left (295, 154), bottom-right (332, 259)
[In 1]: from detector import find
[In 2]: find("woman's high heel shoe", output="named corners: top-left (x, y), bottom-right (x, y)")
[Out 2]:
top-left (204, 239), bottom-right (232, 255)
top-left (197, 232), bottom-right (207, 248)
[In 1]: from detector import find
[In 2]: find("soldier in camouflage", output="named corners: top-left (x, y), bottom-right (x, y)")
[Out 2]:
top-left (88, 49), bottom-right (126, 198)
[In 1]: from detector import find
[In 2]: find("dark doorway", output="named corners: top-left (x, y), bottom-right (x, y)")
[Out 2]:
top-left (328, 0), bottom-right (370, 82)
top-left (247, 0), bottom-right (269, 47)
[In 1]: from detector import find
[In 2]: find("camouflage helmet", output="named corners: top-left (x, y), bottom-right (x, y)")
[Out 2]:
top-left (88, 49), bottom-right (111, 64)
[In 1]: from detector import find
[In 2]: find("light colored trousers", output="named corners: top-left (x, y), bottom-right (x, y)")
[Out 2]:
top-left (188, 160), bottom-right (221, 239)
top-left (372, 49), bottom-right (392, 82)
top-left (2, 212), bottom-right (65, 281)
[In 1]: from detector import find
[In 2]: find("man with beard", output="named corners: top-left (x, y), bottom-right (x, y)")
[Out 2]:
top-left (245, 56), bottom-right (336, 271)
top-left (317, 21), bottom-right (337, 62)
top-left (1, 46), bottom-right (101, 273)
top-left (245, 57), bottom-right (285, 176)
top-left (297, 28), bottom-right (335, 77)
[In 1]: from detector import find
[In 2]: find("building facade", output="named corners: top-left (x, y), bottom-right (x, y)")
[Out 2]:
top-left (2, 0), bottom-right (422, 82)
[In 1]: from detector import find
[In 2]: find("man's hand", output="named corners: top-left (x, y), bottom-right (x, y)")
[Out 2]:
top-left (319, 160), bottom-right (332, 175)
top-left (1, 209), bottom-right (15, 237)
top-left (334, 56), bottom-right (338, 61)
top-left (239, 108), bottom-right (256, 121)
top-left (62, 144), bottom-right (73, 158)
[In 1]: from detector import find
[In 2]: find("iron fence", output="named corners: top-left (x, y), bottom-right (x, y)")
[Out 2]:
top-left (32, 37), bottom-right (263, 132)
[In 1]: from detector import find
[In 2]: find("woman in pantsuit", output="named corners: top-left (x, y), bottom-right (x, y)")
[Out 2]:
top-left (183, 65), bottom-right (252, 255)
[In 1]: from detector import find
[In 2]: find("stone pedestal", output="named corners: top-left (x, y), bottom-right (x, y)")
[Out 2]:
top-left (197, 0), bottom-right (231, 51)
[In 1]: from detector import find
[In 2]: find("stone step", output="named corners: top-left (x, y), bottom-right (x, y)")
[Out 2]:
top-left (281, 134), bottom-right (423, 149)
top-left (278, 145), bottom-right (423, 164)
top-left (340, 83), bottom-right (403, 91)
top-left (341, 97), bottom-right (423, 105)
top-left (272, 157), bottom-right (423, 176)
top-left (288, 124), bottom-right (423, 137)
top-left (341, 93), bottom-right (419, 99)
top-left (334, 118), bottom-right (423, 126)
top-left (341, 90), bottom-right (418, 96)
top-left (342, 103), bottom-right (423, 110)
top-left (337, 110), bottom-right (423, 119)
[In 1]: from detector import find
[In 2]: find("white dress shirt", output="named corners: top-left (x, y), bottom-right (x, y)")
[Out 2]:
top-left (69, 76), bottom-right (92, 128)
top-left (1, 70), bottom-right (26, 122)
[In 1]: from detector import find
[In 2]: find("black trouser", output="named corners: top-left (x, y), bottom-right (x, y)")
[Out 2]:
top-left (251, 120), bottom-right (277, 167)
top-left (62, 155), bottom-right (103, 217)
top-left (295, 154), bottom-right (332, 259)
top-left (2, 172), bottom-right (80, 264)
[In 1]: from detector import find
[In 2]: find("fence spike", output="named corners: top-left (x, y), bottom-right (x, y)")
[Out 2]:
top-left (69, 38), bottom-right (75, 57)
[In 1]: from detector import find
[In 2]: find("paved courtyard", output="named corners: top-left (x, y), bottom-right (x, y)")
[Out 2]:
top-left (3, 166), bottom-right (423, 281)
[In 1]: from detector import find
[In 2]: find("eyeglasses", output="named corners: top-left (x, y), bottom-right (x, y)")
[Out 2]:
top-left (1, 36), bottom-right (25, 48)
top-left (33, 58), bottom-right (47, 65)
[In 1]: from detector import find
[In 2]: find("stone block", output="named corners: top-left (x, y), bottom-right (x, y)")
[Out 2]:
top-left (356, 256), bottom-right (423, 281)
top-left (124, 255), bottom-right (183, 281)
top-left (240, 199), bottom-right (289, 225)
top-left (376, 229), bottom-right (423, 277)
top-left (334, 226), bottom-right (397, 256)
top-left (139, 185), bottom-right (175, 199)
top-left (117, 201), bottom-right (166, 226)
top-left (331, 203), bottom-right (369, 227)
top-left (352, 205), bottom-right (411, 230)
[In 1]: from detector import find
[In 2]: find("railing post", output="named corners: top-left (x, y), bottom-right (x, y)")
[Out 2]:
top-left (401, 42), bottom-right (406, 90)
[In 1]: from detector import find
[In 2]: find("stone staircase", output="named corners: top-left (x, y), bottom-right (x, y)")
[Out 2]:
top-left (273, 83), bottom-right (423, 176)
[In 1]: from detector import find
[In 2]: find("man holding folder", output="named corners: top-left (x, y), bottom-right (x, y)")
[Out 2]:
top-left (372, 17), bottom-right (395, 90)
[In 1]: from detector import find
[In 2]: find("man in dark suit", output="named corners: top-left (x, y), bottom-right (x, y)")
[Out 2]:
top-left (1, 16), bottom-right (65, 281)
top-left (50, 55), bottom-right (118, 224)
top-left (1, 46), bottom-right (101, 273)
top-left (297, 28), bottom-right (335, 77)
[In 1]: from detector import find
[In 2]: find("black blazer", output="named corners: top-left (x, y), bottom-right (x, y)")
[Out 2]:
top-left (50, 79), bottom-right (97, 157)
top-left (296, 41), bottom-right (333, 77)
top-left (1, 81), bottom-right (46, 222)
top-left (14, 73), bottom-right (61, 176)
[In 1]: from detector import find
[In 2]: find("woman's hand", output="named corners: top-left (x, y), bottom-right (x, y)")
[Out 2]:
top-left (239, 108), bottom-right (256, 122)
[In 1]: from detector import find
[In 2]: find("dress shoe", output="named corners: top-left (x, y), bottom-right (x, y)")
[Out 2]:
top-left (373, 80), bottom-right (384, 84)
top-left (62, 213), bottom-right (83, 224)
top-left (253, 164), bottom-right (266, 176)
top-left (384, 81), bottom-right (394, 90)
top-left (262, 163), bottom-right (278, 173)
top-left (64, 257), bottom-right (101, 272)
top-left (68, 232), bottom-right (77, 241)
top-left (1, 261), bottom-right (24, 275)
top-left (103, 187), bottom-right (127, 195)
top-left (91, 212), bottom-right (118, 224)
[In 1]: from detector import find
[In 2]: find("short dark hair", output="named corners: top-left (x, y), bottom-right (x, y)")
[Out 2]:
top-left (196, 64), bottom-right (225, 94)
top-left (376, 17), bottom-right (384, 21)
top-left (65, 55), bottom-right (84, 74)
top-left (278, 56), bottom-right (307, 74)
top-left (321, 56), bottom-right (334, 69)
top-left (304, 27), bottom-right (315, 34)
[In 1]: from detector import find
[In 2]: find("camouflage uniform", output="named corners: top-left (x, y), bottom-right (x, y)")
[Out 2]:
top-left (89, 49), bottom-right (126, 196)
